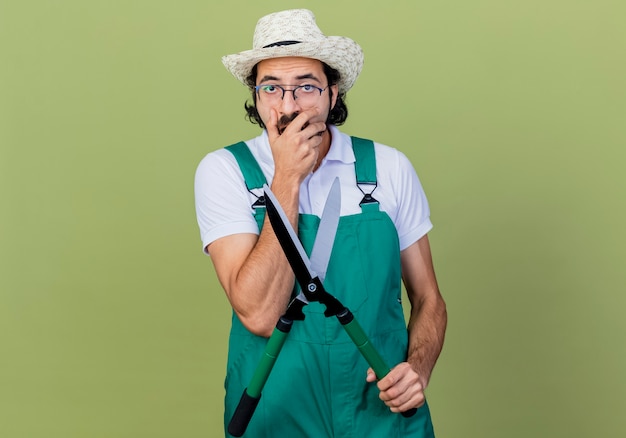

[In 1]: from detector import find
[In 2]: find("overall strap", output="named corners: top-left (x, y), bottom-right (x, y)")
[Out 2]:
top-left (225, 142), bottom-right (267, 191)
top-left (225, 142), bottom-right (267, 229)
top-left (350, 136), bottom-right (380, 209)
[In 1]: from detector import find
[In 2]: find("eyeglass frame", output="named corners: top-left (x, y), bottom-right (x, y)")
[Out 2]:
top-left (254, 83), bottom-right (329, 101)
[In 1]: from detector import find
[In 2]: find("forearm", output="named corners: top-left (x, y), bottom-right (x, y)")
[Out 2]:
top-left (214, 113), bottom-right (324, 336)
top-left (406, 294), bottom-right (447, 388)
top-left (225, 178), bottom-right (301, 336)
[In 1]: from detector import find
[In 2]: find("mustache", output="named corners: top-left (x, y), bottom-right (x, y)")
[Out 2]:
top-left (277, 112), bottom-right (324, 137)
top-left (277, 113), bottom-right (301, 134)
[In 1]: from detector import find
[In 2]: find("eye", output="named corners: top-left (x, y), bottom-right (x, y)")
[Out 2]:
top-left (299, 84), bottom-right (317, 93)
top-left (260, 85), bottom-right (279, 94)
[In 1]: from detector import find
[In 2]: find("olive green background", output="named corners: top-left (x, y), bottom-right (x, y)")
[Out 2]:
top-left (1, 0), bottom-right (624, 437)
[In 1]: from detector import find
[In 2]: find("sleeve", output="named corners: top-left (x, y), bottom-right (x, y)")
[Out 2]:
top-left (194, 149), bottom-right (260, 255)
top-left (392, 150), bottom-right (433, 250)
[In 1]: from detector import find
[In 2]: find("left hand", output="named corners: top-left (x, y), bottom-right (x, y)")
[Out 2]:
top-left (366, 362), bottom-right (426, 413)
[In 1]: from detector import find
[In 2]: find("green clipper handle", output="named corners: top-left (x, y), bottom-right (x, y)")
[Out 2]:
top-left (338, 309), bottom-right (418, 418)
top-left (227, 317), bottom-right (292, 437)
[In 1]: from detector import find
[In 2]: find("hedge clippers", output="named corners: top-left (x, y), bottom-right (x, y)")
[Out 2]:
top-left (228, 177), bottom-right (416, 437)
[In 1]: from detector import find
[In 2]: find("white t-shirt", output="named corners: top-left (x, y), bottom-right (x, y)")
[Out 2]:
top-left (194, 125), bottom-right (432, 255)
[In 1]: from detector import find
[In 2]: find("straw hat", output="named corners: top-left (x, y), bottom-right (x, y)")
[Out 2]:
top-left (222, 9), bottom-right (364, 94)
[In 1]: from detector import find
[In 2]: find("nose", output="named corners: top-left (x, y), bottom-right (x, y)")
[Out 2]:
top-left (279, 89), bottom-right (301, 114)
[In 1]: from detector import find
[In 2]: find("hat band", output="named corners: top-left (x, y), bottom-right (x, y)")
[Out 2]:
top-left (262, 40), bottom-right (301, 48)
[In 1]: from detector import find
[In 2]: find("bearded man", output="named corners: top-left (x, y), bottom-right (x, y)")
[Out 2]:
top-left (195, 9), bottom-right (447, 437)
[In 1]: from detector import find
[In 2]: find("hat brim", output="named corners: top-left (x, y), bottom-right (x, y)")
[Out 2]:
top-left (222, 36), bottom-right (363, 94)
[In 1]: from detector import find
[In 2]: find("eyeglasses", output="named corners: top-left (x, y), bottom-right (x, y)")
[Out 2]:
top-left (254, 84), bottom-right (329, 104)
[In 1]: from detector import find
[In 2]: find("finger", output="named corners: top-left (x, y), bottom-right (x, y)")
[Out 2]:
top-left (302, 121), bottom-right (327, 139)
top-left (381, 383), bottom-right (423, 412)
top-left (376, 367), bottom-right (401, 392)
top-left (285, 108), bottom-right (320, 133)
top-left (377, 363), bottom-right (419, 395)
top-left (365, 368), bottom-right (377, 383)
top-left (389, 390), bottom-right (426, 412)
top-left (378, 370), bottom-right (425, 410)
top-left (382, 362), bottom-right (417, 383)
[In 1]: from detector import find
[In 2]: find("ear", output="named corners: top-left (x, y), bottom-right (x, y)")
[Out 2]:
top-left (329, 84), bottom-right (339, 110)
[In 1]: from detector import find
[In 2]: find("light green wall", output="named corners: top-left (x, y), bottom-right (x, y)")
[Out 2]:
top-left (1, 1), bottom-right (624, 437)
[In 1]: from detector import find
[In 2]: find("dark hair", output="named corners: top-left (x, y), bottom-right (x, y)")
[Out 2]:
top-left (244, 62), bottom-right (349, 128)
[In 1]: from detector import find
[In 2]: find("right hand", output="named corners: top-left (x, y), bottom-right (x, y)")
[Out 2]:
top-left (267, 108), bottom-right (326, 185)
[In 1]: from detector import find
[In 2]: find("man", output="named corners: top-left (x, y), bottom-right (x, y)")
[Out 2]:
top-left (195, 9), bottom-right (447, 437)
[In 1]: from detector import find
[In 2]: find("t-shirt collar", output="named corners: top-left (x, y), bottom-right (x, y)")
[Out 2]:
top-left (325, 125), bottom-right (356, 165)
